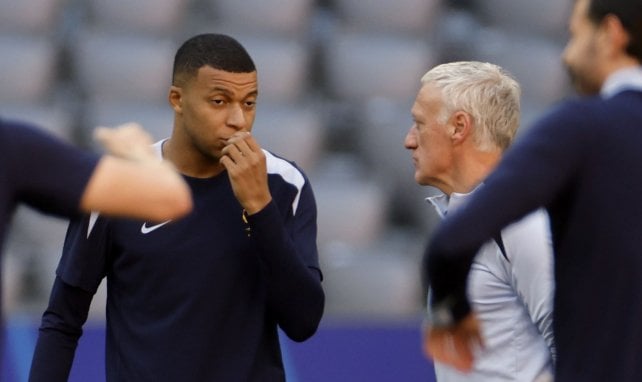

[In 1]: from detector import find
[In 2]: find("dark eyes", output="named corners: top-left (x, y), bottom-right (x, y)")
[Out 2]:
top-left (209, 98), bottom-right (256, 108)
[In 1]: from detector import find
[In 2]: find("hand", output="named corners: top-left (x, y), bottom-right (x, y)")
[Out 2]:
top-left (94, 122), bottom-right (156, 162)
top-left (423, 313), bottom-right (484, 372)
top-left (220, 131), bottom-right (272, 214)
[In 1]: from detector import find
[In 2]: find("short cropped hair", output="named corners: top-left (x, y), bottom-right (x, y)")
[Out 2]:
top-left (421, 61), bottom-right (521, 152)
top-left (172, 33), bottom-right (256, 86)
top-left (587, 0), bottom-right (642, 61)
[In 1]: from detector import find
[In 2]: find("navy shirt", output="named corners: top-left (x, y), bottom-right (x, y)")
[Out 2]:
top-left (30, 149), bottom-right (324, 382)
top-left (425, 88), bottom-right (642, 381)
top-left (0, 119), bottom-right (98, 297)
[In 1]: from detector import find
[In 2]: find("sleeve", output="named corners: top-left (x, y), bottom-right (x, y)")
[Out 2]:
top-left (4, 120), bottom-right (99, 217)
top-left (504, 210), bottom-right (556, 359)
top-left (29, 214), bottom-right (110, 381)
top-left (425, 101), bottom-right (590, 323)
top-left (246, 179), bottom-right (325, 342)
top-left (29, 277), bottom-right (94, 382)
top-left (57, 213), bottom-right (111, 292)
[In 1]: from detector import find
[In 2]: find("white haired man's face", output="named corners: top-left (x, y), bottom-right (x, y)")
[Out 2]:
top-left (563, 0), bottom-right (607, 95)
top-left (404, 83), bottom-right (455, 192)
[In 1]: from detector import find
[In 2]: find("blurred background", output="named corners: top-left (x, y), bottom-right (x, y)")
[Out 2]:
top-left (0, 0), bottom-right (572, 380)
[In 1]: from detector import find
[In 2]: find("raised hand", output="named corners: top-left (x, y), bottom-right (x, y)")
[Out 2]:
top-left (94, 122), bottom-right (156, 162)
top-left (220, 131), bottom-right (272, 214)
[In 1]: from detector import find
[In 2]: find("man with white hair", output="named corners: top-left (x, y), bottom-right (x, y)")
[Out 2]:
top-left (405, 61), bottom-right (555, 381)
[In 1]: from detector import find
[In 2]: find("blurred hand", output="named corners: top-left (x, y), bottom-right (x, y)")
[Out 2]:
top-left (94, 122), bottom-right (156, 162)
top-left (220, 131), bottom-right (272, 214)
top-left (423, 313), bottom-right (484, 372)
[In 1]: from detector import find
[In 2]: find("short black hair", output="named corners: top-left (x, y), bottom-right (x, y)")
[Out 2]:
top-left (172, 33), bottom-right (256, 86)
top-left (587, 0), bottom-right (642, 61)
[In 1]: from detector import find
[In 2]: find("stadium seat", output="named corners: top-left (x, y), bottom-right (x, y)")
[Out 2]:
top-left (320, 241), bottom-right (422, 320)
top-left (0, 0), bottom-right (63, 34)
top-left (87, 0), bottom-right (189, 34)
top-left (209, 0), bottom-right (315, 36)
top-left (311, 154), bottom-right (388, 248)
top-left (0, 103), bottom-right (74, 141)
top-left (323, 32), bottom-right (436, 101)
top-left (357, 98), bottom-right (435, 230)
top-left (251, 102), bottom-right (324, 173)
top-left (0, 36), bottom-right (57, 103)
top-left (472, 30), bottom-right (569, 106)
top-left (71, 31), bottom-right (176, 104)
top-left (237, 36), bottom-right (311, 104)
top-left (333, 0), bottom-right (442, 34)
top-left (3, 206), bottom-right (70, 312)
top-left (473, 0), bottom-right (572, 38)
top-left (83, 100), bottom-right (174, 145)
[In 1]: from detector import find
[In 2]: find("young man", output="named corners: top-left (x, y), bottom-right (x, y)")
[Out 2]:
top-left (406, 61), bottom-right (554, 381)
top-left (29, 33), bottom-right (324, 382)
top-left (423, 1), bottom-right (642, 381)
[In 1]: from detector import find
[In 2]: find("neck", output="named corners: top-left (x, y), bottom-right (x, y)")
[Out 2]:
top-left (448, 148), bottom-right (502, 195)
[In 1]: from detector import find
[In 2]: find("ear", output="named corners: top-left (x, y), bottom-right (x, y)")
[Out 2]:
top-left (602, 14), bottom-right (631, 57)
top-left (168, 86), bottom-right (183, 113)
top-left (450, 111), bottom-right (473, 145)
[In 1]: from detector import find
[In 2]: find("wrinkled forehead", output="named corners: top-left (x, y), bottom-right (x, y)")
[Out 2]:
top-left (412, 83), bottom-right (444, 118)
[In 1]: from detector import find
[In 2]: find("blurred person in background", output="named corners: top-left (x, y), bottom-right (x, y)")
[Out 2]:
top-left (1, 119), bottom-right (191, 233)
top-left (0, 119), bottom-right (191, 373)
top-left (405, 61), bottom-right (555, 381)
top-left (29, 33), bottom-right (324, 382)
top-left (423, 1), bottom-right (642, 381)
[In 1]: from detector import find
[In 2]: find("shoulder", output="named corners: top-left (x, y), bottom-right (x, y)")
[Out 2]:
top-left (501, 209), bottom-right (552, 261)
top-left (517, 96), bottom-right (606, 156)
top-left (264, 150), bottom-right (309, 189)
top-left (535, 96), bottom-right (607, 132)
top-left (502, 209), bottom-right (549, 239)
top-left (263, 150), bottom-right (313, 215)
top-left (1, 118), bottom-right (43, 149)
top-left (1, 118), bottom-right (58, 144)
top-left (2, 118), bottom-right (94, 163)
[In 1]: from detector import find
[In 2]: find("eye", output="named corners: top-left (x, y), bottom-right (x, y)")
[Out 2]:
top-left (210, 98), bottom-right (225, 106)
top-left (244, 100), bottom-right (257, 108)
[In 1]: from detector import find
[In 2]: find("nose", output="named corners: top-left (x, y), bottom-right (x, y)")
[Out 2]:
top-left (227, 104), bottom-right (246, 130)
top-left (404, 126), bottom-right (417, 150)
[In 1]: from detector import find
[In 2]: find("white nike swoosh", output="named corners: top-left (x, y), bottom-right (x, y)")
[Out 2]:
top-left (87, 211), bottom-right (100, 238)
top-left (141, 220), bottom-right (171, 234)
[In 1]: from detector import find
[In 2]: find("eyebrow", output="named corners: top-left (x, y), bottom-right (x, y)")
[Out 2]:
top-left (210, 86), bottom-right (258, 99)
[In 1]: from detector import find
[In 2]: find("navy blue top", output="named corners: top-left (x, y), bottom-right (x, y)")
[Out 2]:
top-left (0, 119), bottom-right (97, 296)
top-left (425, 90), bottom-right (642, 381)
top-left (29, 150), bottom-right (324, 382)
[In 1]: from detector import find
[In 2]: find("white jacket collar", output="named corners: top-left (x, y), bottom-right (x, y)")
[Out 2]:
top-left (601, 66), bottom-right (642, 98)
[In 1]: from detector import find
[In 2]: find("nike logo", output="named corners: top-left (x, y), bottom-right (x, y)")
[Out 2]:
top-left (141, 220), bottom-right (171, 234)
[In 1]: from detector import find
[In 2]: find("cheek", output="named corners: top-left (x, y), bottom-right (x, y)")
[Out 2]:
top-left (245, 111), bottom-right (257, 129)
top-left (191, 108), bottom-right (227, 131)
top-left (568, 31), bottom-right (596, 65)
top-left (416, 135), bottom-right (442, 166)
